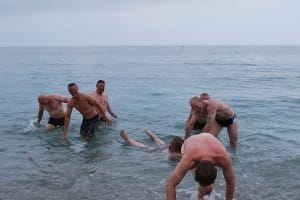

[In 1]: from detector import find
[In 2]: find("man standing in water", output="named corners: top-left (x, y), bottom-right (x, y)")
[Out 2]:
top-left (36, 94), bottom-right (69, 131)
top-left (189, 96), bottom-right (238, 147)
top-left (90, 80), bottom-right (117, 122)
top-left (184, 93), bottom-right (210, 139)
top-left (166, 133), bottom-right (235, 200)
top-left (63, 83), bottom-right (111, 138)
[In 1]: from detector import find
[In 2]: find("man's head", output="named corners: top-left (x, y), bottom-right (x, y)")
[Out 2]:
top-left (168, 136), bottom-right (184, 153)
top-left (38, 95), bottom-right (48, 105)
top-left (96, 80), bottom-right (105, 94)
top-left (190, 96), bottom-right (205, 112)
top-left (194, 160), bottom-right (217, 186)
top-left (68, 83), bottom-right (79, 96)
top-left (200, 93), bottom-right (210, 100)
top-left (168, 136), bottom-right (184, 161)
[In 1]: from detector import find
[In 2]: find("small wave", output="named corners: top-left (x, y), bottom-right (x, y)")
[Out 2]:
top-left (16, 119), bottom-right (40, 134)
top-left (177, 186), bottom-right (220, 200)
top-left (149, 92), bottom-right (165, 96)
top-left (183, 62), bottom-right (261, 67)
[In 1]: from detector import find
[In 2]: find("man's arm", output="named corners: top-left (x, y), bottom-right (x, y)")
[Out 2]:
top-left (88, 96), bottom-right (112, 125)
top-left (107, 102), bottom-right (117, 118)
top-left (184, 112), bottom-right (197, 139)
top-left (62, 97), bottom-right (70, 103)
top-left (166, 159), bottom-right (193, 200)
top-left (202, 104), bottom-right (217, 132)
top-left (221, 157), bottom-right (235, 200)
top-left (104, 94), bottom-right (117, 118)
top-left (37, 104), bottom-right (44, 124)
top-left (54, 94), bottom-right (69, 103)
top-left (63, 102), bottom-right (73, 139)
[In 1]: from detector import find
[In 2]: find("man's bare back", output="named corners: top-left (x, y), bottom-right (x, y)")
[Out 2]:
top-left (166, 133), bottom-right (235, 200)
top-left (202, 99), bottom-right (235, 120)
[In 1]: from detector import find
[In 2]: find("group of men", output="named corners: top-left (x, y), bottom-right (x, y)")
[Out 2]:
top-left (165, 93), bottom-right (238, 200)
top-left (119, 93), bottom-right (238, 200)
top-left (36, 80), bottom-right (117, 138)
top-left (37, 85), bottom-right (238, 199)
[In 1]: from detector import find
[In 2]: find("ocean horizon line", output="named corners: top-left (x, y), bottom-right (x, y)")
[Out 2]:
top-left (0, 44), bottom-right (300, 48)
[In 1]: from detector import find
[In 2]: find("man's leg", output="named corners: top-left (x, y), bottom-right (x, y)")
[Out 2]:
top-left (208, 121), bottom-right (223, 137)
top-left (227, 121), bottom-right (238, 147)
top-left (44, 123), bottom-right (56, 131)
top-left (145, 129), bottom-right (165, 146)
top-left (120, 130), bottom-right (148, 148)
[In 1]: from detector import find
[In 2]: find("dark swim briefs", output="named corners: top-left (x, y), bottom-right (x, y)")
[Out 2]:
top-left (80, 114), bottom-right (99, 137)
top-left (216, 113), bottom-right (237, 127)
top-left (193, 121), bottom-right (206, 130)
top-left (48, 117), bottom-right (65, 126)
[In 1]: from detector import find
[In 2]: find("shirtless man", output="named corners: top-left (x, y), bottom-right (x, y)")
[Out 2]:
top-left (189, 96), bottom-right (238, 147)
top-left (90, 80), bottom-right (117, 121)
top-left (36, 94), bottom-right (69, 131)
top-left (165, 133), bottom-right (235, 200)
top-left (184, 93), bottom-right (210, 139)
top-left (63, 83), bottom-right (111, 138)
top-left (120, 129), bottom-right (184, 161)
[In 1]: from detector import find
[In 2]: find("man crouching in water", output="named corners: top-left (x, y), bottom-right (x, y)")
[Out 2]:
top-left (166, 133), bottom-right (235, 200)
top-left (36, 94), bottom-right (69, 131)
top-left (63, 83), bottom-right (111, 138)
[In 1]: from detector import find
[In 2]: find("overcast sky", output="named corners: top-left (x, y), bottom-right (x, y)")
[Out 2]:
top-left (0, 0), bottom-right (299, 46)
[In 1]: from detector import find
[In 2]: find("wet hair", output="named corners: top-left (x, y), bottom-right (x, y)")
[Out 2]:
top-left (194, 160), bottom-right (217, 186)
top-left (97, 80), bottom-right (105, 85)
top-left (168, 136), bottom-right (184, 153)
top-left (68, 82), bottom-right (77, 88)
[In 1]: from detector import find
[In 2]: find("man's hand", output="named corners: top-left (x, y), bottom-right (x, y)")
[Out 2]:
top-left (111, 112), bottom-right (118, 118)
top-left (34, 121), bottom-right (41, 128)
top-left (104, 118), bottom-right (112, 126)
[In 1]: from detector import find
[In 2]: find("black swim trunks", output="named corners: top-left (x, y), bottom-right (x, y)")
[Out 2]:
top-left (216, 113), bottom-right (237, 127)
top-left (97, 116), bottom-right (105, 123)
top-left (80, 114), bottom-right (99, 137)
top-left (193, 121), bottom-right (206, 130)
top-left (48, 117), bottom-right (65, 127)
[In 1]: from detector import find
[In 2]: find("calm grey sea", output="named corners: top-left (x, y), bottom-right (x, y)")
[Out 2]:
top-left (0, 46), bottom-right (299, 200)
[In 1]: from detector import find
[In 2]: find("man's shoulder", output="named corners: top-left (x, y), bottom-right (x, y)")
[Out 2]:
top-left (68, 97), bottom-right (76, 104)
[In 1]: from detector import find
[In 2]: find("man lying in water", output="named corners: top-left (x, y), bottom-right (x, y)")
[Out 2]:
top-left (120, 129), bottom-right (184, 161)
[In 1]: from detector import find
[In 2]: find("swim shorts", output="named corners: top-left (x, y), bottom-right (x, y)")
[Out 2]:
top-left (216, 113), bottom-right (237, 127)
top-left (97, 116), bottom-right (105, 123)
top-left (181, 142), bottom-right (185, 155)
top-left (48, 117), bottom-right (65, 127)
top-left (80, 114), bottom-right (99, 137)
top-left (193, 121), bottom-right (206, 130)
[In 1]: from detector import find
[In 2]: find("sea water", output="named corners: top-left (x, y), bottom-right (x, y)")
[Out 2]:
top-left (0, 46), bottom-right (299, 199)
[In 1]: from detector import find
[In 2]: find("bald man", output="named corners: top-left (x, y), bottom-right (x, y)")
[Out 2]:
top-left (184, 93), bottom-right (210, 139)
top-left (189, 97), bottom-right (238, 147)
top-left (36, 94), bottom-right (69, 131)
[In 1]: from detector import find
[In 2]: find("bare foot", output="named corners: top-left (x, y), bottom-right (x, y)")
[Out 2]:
top-left (120, 129), bottom-right (130, 142)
